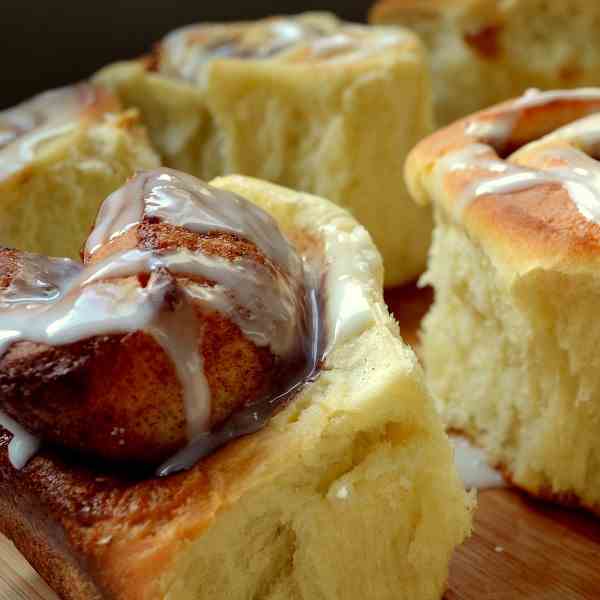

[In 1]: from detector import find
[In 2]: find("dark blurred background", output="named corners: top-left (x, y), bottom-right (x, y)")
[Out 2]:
top-left (3, 1), bottom-right (372, 109)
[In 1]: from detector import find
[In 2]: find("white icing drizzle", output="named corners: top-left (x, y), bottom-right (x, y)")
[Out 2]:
top-left (0, 253), bottom-right (81, 306)
top-left (0, 85), bottom-right (100, 181)
top-left (157, 209), bottom-right (381, 476)
top-left (438, 143), bottom-right (600, 223)
top-left (159, 16), bottom-right (407, 82)
top-left (319, 219), bottom-right (381, 348)
top-left (0, 271), bottom-right (173, 360)
top-left (464, 118), bottom-right (516, 148)
top-left (304, 32), bottom-right (356, 59)
top-left (450, 435), bottom-right (505, 490)
top-left (473, 148), bottom-right (600, 224)
top-left (437, 90), bottom-right (600, 223)
top-left (81, 247), bottom-right (303, 358)
top-left (85, 170), bottom-right (298, 272)
top-left (160, 18), bottom-right (320, 81)
top-left (541, 112), bottom-right (600, 156)
top-left (464, 88), bottom-right (600, 150)
top-left (0, 169), bottom-right (310, 470)
top-left (513, 88), bottom-right (600, 111)
top-left (145, 283), bottom-right (210, 440)
top-left (308, 27), bottom-right (406, 62)
top-left (433, 143), bottom-right (500, 219)
top-left (0, 410), bottom-right (40, 470)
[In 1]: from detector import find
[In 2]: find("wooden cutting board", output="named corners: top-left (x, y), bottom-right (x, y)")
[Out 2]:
top-left (1, 284), bottom-right (599, 599)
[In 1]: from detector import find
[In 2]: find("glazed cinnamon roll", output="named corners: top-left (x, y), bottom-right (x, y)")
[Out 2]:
top-left (0, 170), bottom-right (471, 600)
top-left (95, 12), bottom-right (434, 287)
top-left (406, 88), bottom-right (600, 514)
top-left (371, 0), bottom-right (600, 125)
top-left (0, 84), bottom-right (160, 259)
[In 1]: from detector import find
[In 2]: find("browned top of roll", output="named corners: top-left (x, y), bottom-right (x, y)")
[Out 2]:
top-left (151, 12), bottom-right (420, 83)
top-left (406, 88), bottom-right (600, 273)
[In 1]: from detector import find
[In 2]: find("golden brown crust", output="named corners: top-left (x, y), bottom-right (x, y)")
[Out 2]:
top-left (0, 410), bottom-right (277, 600)
top-left (405, 91), bottom-right (600, 271)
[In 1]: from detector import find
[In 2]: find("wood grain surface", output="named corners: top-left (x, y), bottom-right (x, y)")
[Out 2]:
top-left (0, 284), bottom-right (598, 599)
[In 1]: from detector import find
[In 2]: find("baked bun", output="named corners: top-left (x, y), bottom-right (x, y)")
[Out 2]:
top-left (0, 172), bottom-right (472, 600)
top-left (0, 84), bottom-right (160, 259)
top-left (95, 12), bottom-right (434, 287)
top-left (406, 87), bottom-right (600, 513)
top-left (371, 0), bottom-right (600, 125)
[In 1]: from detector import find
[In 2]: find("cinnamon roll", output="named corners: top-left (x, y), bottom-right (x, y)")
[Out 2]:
top-left (406, 87), bottom-right (600, 514)
top-left (371, 0), bottom-right (600, 125)
top-left (95, 12), bottom-right (434, 287)
top-left (0, 169), bottom-right (472, 600)
top-left (0, 84), bottom-right (160, 259)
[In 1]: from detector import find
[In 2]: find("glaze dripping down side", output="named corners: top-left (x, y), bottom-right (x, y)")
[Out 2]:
top-left (157, 209), bottom-right (382, 476)
top-left (158, 206), bottom-right (392, 476)
top-left (0, 410), bottom-right (40, 470)
top-left (157, 276), bottom-right (325, 477)
top-left (0, 168), bottom-right (319, 473)
top-left (450, 435), bottom-right (505, 491)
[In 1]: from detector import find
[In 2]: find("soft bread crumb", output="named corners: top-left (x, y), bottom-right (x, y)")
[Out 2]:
top-left (422, 218), bottom-right (600, 513)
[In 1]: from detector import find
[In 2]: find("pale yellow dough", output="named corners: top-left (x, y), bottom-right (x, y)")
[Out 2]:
top-left (95, 13), bottom-right (434, 286)
top-left (420, 219), bottom-right (600, 513)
